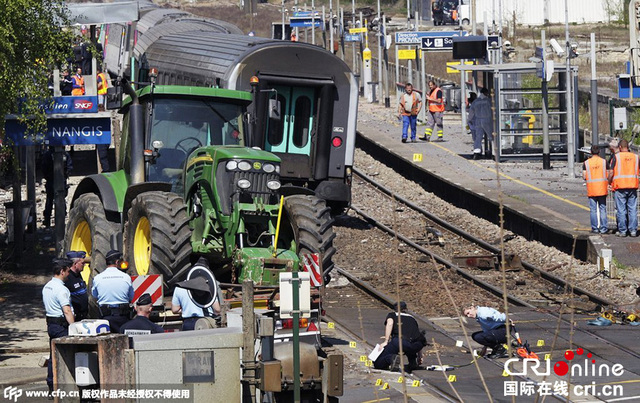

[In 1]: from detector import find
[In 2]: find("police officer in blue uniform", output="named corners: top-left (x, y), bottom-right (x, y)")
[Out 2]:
top-left (43, 258), bottom-right (75, 395)
top-left (64, 251), bottom-right (89, 321)
top-left (91, 250), bottom-right (134, 333)
top-left (171, 257), bottom-right (222, 331)
top-left (120, 293), bottom-right (164, 335)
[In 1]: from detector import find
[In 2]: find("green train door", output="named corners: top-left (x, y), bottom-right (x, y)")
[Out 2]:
top-left (265, 86), bottom-right (315, 156)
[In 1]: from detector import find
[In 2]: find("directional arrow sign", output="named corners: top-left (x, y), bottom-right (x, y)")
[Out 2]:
top-left (421, 36), bottom-right (454, 51)
top-left (395, 30), bottom-right (467, 45)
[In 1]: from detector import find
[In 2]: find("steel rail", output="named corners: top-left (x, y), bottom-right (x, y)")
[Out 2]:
top-left (352, 167), bottom-right (614, 308)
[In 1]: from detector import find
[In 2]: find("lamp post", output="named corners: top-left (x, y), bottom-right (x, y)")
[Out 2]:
top-left (565, 0), bottom-right (575, 176)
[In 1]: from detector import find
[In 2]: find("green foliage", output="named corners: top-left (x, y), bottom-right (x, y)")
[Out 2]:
top-left (618, 108), bottom-right (640, 145)
top-left (0, 0), bottom-right (74, 142)
top-left (521, 74), bottom-right (542, 109)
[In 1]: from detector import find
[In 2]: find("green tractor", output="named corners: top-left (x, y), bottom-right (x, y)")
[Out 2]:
top-left (64, 78), bottom-right (334, 290)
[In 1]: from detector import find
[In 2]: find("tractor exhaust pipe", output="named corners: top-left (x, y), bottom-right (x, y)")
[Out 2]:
top-left (121, 79), bottom-right (145, 185)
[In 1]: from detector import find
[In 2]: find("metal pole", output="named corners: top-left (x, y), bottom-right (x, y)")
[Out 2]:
top-left (323, 6), bottom-right (327, 49)
top-left (420, 48), bottom-right (426, 123)
top-left (282, 0), bottom-right (286, 40)
top-left (292, 272), bottom-right (301, 403)
top-left (242, 280), bottom-right (256, 402)
top-left (542, 30), bottom-right (551, 169)
top-left (351, 0), bottom-right (355, 70)
top-left (383, 16), bottom-right (390, 107)
top-left (395, 45), bottom-right (400, 97)
top-left (295, 0), bottom-right (299, 40)
top-left (330, 0), bottom-right (334, 54)
top-left (461, 59), bottom-right (467, 134)
top-left (565, 0), bottom-right (575, 176)
top-left (406, 0), bottom-right (410, 29)
top-left (471, 0), bottom-right (477, 35)
top-left (377, 0), bottom-right (382, 102)
top-left (590, 32), bottom-right (598, 146)
top-left (312, 0), bottom-right (316, 45)
top-left (12, 147), bottom-right (23, 260)
top-left (54, 147), bottom-right (66, 255)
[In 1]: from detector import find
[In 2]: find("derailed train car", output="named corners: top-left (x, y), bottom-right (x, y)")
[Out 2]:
top-left (104, 8), bottom-right (357, 213)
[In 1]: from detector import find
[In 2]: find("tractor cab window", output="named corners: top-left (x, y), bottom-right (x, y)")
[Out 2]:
top-left (147, 98), bottom-right (245, 183)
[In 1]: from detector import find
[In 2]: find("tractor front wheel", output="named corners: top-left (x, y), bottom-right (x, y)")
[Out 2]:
top-left (124, 191), bottom-right (192, 288)
top-left (281, 195), bottom-right (336, 282)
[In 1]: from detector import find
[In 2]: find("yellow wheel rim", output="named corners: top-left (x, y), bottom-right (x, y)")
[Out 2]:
top-left (70, 220), bottom-right (92, 283)
top-left (133, 217), bottom-right (151, 275)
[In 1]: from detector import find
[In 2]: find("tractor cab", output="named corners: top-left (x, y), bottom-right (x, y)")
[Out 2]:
top-left (117, 85), bottom-right (252, 190)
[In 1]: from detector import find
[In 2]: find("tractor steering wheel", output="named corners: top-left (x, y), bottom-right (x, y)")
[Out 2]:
top-left (175, 137), bottom-right (203, 155)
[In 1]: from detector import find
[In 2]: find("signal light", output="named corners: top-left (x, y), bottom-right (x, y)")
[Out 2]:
top-left (120, 260), bottom-right (129, 270)
top-left (331, 137), bottom-right (343, 147)
top-left (250, 76), bottom-right (259, 85)
top-left (149, 67), bottom-right (159, 77)
top-left (281, 318), bottom-right (309, 329)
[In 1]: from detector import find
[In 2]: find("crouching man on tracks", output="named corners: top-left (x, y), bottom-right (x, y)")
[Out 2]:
top-left (43, 258), bottom-right (76, 396)
top-left (463, 305), bottom-right (508, 359)
top-left (374, 301), bottom-right (426, 373)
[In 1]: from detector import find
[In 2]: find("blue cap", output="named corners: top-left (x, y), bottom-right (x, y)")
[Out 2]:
top-left (136, 293), bottom-right (153, 306)
top-left (66, 251), bottom-right (86, 260)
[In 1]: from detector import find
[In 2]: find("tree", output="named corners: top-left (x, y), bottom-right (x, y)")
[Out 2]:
top-left (0, 0), bottom-right (74, 143)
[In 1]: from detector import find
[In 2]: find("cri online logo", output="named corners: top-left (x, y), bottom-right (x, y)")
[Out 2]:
top-left (504, 348), bottom-right (625, 377)
top-left (74, 101), bottom-right (94, 109)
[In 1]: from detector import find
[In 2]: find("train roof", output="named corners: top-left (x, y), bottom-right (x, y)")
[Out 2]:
top-left (133, 10), bottom-right (243, 60)
top-left (141, 31), bottom-right (353, 87)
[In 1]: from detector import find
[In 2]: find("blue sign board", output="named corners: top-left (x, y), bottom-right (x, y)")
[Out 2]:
top-left (395, 30), bottom-right (467, 45)
top-left (290, 18), bottom-right (323, 28)
top-left (46, 96), bottom-right (99, 114)
top-left (5, 117), bottom-right (111, 146)
top-left (421, 36), bottom-right (454, 50)
top-left (344, 34), bottom-right (361, 42)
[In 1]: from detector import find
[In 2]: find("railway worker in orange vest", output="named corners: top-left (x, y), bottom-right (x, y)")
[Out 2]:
top-left (71, 67), bottom-right (85, 96)
top-left (583, 145), bottom-right (609, 234)
top-left (96, 66), bottom-right (108, 109)
top-left (608, 139), bottom-right (640, 237)
top-left (421, 80), bottom-right (445, 142)
top-left (397, 82), bottom-right (422, 143)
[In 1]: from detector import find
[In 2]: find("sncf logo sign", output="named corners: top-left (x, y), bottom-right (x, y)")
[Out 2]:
top-left (74, 100), bottom-right (94, 110)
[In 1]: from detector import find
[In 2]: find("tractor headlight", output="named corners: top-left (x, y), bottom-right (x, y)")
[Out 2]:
top-left (226, 160), bottom-right (238, 171)
top-left (267, 180), bottom-right (281, 190)
top-left (238, 161), bottom-right (252, 171)
top-left (263, 163), bottom-right (275, 173)
top-left (275, 165), bottom-right (280, 173)
top-left (237, 179), bottom-right (251, 189)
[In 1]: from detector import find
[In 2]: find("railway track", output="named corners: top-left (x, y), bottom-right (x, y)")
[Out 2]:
top-left (351, 167), bottom-right (614, 309)
top-left (328, 165), bottom-right (640, 366)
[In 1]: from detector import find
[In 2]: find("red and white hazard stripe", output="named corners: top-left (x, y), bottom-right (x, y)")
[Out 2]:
top-left (302, 253), bottom-right (323, 287)
top-left (131, 274), bottom-right (164, 306)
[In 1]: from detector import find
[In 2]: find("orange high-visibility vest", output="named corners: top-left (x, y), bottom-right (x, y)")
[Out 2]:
top-left (399, 92), bottom-right (420, 116)
top-left (612, 151), bottom-right (640, 190)
top-left (97, 72), bottom-right (108, 95)
top-left (428, 87), bottom-right (445, 112)
top-left (71, 74), bottom-right (84, 96)
top-left (584, 156), bottom-right (608, 197)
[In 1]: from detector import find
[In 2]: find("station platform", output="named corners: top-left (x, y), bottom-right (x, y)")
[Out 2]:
top-left (355, 101), bottom-right (640, 270)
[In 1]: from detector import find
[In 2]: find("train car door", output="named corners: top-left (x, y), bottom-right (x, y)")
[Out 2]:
top-left (265, 86), bottom-right (315, 177)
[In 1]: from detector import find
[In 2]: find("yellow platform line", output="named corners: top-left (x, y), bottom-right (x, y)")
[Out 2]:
top-left (429, 142), bottom-right (592, 213)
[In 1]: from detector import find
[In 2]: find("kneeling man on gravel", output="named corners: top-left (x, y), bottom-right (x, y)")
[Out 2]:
top-left (463, 305), bottom-right (508, 358)
top-left (374, 301), bottom-right (426, 373)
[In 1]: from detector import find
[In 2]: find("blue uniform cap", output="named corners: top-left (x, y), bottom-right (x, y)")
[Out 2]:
top-left (137, 293), bottom-right (153, 306)
top-left (66, 251), bottom-right (86, 260)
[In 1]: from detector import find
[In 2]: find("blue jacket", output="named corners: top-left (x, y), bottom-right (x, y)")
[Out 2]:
top-left (476, 306), bottom-right (506, 332)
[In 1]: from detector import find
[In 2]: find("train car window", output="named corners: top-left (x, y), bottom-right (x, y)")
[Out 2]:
top-left (267, 94), bottom-right (286, 146)
top-left (292, 96), bottom-right (311, 148)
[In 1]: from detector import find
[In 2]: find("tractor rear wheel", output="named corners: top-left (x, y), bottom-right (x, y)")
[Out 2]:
top-left (65, 193), bottom-right (116, 283)
top-left (281, 195), bottom-right (336, 282)
top-left (123, 191), bottom-right (192, 288)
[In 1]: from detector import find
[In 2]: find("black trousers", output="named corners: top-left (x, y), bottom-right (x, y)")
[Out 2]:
top-left (472, 326), bottom-right (507, 349)
top-left (182, 317), bottom-right (202, 331)
top-left (103, 314), bottom-right (129, 334)
top-left (47, 323), bottom-right (68, 390)
top-left (374, 337), bottom-right (424, 370)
